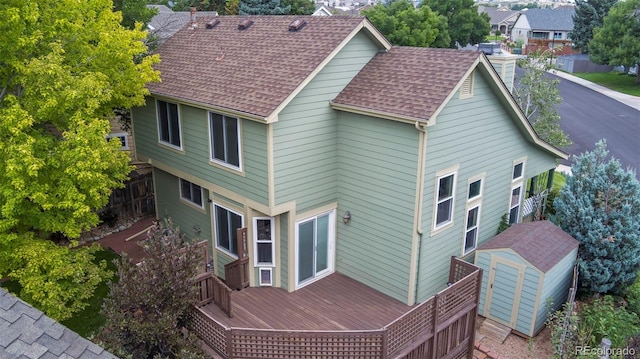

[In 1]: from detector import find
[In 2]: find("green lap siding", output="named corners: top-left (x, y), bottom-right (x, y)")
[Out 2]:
top-left (273, 31), bottom-right (381, 213)
top-left (416, 70), bottom-right (557, 301)
top-left (153, 167), bottom-right (213, 245)
top-left (336, 112), bottom-right (419, 303)
top-left (536, 248), bottom-right (578, 334)
top-left (133, 100), bottom-right (269, 205)
top-left (280, 213), bottom-right (289, 291)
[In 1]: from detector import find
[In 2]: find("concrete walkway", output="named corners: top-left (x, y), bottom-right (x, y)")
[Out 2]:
top-left (549, 70), bottom-right (640, 112)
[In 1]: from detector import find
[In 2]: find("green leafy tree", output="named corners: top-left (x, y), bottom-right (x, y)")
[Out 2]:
top-left (553, 140), bottom-right (640, 295)
top-left (420, 0), bottom-right (490, 48)
top-left (113, 0), bottom-right (158, 29)
top-left (281, 0), bottom-right (314, 15)
top-left (239, 0), bottom-right (291, 14)
top-left (0, 0), bottom-right (159, 320)
top-left (589, 0), bottom-right (640, 83)
top-left (569, 0), bottom-right (618, 53)
top-left (225, 0), bottom-right (240, 14)
top-left (97, 220), bottom-right (206, 359)
top-left (513, 50), bottom-right (571, 148)
top-left (362, 0), bottom-right (450, 48)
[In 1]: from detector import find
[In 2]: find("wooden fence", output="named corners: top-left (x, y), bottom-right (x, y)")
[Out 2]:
top-left (191, 257), bottom-right (482, 359)
top-left (224, 257), bottom-right (250, 291)
top-left (195, 272), bottom-right (233, 317)
top-left (104, 172), bottom-right (155, 221)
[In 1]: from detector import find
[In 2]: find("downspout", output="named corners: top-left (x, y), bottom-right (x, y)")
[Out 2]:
top-left (408, 121), bottom-right (428, 305)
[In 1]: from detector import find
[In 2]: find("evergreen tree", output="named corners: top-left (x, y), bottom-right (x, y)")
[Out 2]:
top-left (553, 140), bottom-right (640, 295)
top-left (589, 0), bottom-right (640, 84)
top-left (97, 220), bottom-right (206, 358)
top-left (282, 0), bottom-right (314, 15)
top-left (569, 0), bottom-right (618, 53)
top-left (420, 0), bottom-right (490, 48)
top-left (239, 0), bottom-right (291, 15)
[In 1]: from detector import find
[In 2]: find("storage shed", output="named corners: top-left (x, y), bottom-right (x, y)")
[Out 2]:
top-left (475, 221), bottom-right (578, 337)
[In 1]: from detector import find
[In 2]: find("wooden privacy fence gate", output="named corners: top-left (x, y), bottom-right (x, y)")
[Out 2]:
top-left (191, 257), bottom-right (483, 359)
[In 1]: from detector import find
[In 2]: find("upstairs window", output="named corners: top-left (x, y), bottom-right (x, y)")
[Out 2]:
top-left (512, 161), bottom-right (525, 181)
top-left (209, 113), bottom-right (241, 170)
top-left (434, 172), bottom-right (456, 230)
top-left (157, 100), bottom-right (182, 149)
top-left (107, 132), bottom-right (129, 150)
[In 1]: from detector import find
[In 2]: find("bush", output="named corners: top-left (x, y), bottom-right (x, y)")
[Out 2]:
top-left (580, 296), bottom-right (640, 348)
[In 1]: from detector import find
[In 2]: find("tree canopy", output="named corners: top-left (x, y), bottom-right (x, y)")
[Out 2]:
top-left (98, 220), bottom-right (206, 359)
top-left (282, 0), bottom-right (315, 15)
top-left (113, 0), bottom-right (158, 29)
top-left (362, 0), bottom-right (450, 48)
top-left (513, 51), bottom-right (571, 149)
top-left (0, 0), bottom-right (159, 320)
top-left (589, 0), bottom-right (640, 83)
top-left (569, 0), bottom-right (618, 53)
top-left (420, 0), bottom-right (490, 48)
top-left (239, 0), bottom-right (291, 15)
top-left (553, 140), bottom-right (640, 295)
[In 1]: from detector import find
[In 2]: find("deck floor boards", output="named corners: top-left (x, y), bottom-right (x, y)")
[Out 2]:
top-left (200, 272), bottom-right (412, 330)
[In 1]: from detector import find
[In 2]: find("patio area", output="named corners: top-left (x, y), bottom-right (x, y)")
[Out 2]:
top-left (200, 272), bottom-right (412, 330)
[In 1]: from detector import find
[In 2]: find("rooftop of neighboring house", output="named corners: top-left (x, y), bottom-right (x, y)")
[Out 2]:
top-left (517, 8), bottom-right (576, 31)
top-left (147, 5), bottom-right (218, 42)
top-left (0, 288), bottom-right (118, 359)
top-left (478, 5), bottom-right (521, 24)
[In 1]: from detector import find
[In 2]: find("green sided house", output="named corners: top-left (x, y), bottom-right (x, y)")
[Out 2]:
top-left (131, 15), bottom-right (567, 357)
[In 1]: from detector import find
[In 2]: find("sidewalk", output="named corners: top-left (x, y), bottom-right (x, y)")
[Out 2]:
top-left (549, 70), bottom-right (640, 112)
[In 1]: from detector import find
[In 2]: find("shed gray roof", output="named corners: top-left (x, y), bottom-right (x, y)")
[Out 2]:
top-left (332, 47), bottom-right (480, 122)
top-left (0, 288), bottom-right (118, 359)
top-left (520, 8), bottom-right (575, 31)
top-left (147, 7), bottom-right (218, 41)
top-left (479, 6), bottom-right (520, 25)
top-left (477, 220), bottom-right (578, 273)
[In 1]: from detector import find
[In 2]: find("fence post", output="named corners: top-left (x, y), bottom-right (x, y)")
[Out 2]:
top-left (432, 294), bottom-right (439, 359)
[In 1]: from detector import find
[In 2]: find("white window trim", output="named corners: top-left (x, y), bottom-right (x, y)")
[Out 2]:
top-left (179, 178), bottom-right (204, 210)
top-left (208, 112), bottom-right (243, 171)
top-left (213, 202), bottom-right (244, 259)
top-left (462, 204), bottom-right (481, 256)
top-left (433, 170), bottom-right (457, 232)
top-left (259, 268), bottom-right (273, 286)
top-left (107, 132), bottom-right (129, 150)
top-left (156, 99), bottom-right (183, 151)
top-left (467, 175), bottom-right (485, 202)
top-left (512, 158), bottom-right (526, 182)
top-left (253, 217), bottom-right (275, 267)
top-left (294, 210), bottom-right (336, 290)
top-left (508, 183), bottom-right (524, 225)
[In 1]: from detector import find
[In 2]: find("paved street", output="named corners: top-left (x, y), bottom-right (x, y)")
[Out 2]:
top-left (516, 68), bottom-right (640, 179)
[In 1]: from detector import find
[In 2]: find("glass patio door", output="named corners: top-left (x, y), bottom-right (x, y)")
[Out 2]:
top-left (297, 212), bottom-right (332, 286)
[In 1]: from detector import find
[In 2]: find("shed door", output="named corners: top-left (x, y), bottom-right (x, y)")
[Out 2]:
top-left (485, 258), bottom-right (524, 328)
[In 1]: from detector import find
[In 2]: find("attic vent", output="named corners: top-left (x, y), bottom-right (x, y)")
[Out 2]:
top-left (460, 71), bottom-right (474, 99)
top-left (238, 19), bottom-right (254, 30)
top-left (206, 19), bottom-right (220, 29)
top-left (288, 19), bottom-right (307, 32)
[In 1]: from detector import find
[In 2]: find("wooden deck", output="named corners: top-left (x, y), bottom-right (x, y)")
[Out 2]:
top-left (200, 272), bottom-right (412, 330)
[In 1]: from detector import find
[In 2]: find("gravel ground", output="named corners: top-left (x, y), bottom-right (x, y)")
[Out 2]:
top-left (479, 326), bottom-right (554, 358)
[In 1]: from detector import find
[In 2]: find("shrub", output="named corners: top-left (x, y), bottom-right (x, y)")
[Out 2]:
top-left (580, 296), bottom-right (640, 348)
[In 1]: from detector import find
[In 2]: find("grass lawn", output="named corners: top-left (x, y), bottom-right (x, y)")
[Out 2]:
top-left (1, 248), bottom-right (120, 339)
top-left (61, 248), bottom-right (120, 338)
top-left (571, 71), bottom-right (640, 97)
top-left (552, 170), bottom-right (566, 191)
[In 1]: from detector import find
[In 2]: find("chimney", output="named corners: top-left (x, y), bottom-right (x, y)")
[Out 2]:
top-left (486, 53), bottom-right (519, 93)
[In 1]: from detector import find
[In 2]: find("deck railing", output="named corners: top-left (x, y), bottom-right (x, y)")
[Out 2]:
top-left (224, 257), bottom-right (249, 290)
top-left (195, 272), bottom-right (233, 317)
top-left (192, 256), bottom-right (482, 359)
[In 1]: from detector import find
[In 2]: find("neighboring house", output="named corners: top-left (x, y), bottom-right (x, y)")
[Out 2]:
top-left (146, 5), bottom-right (218, 43)
top-left (132, 14), bottom-right (566, 309)
top-left (0, 288), bottom-right (117, 359)
top-left (510, 8), bottom-right (577, 55)
top-left (312, 4), bottom-right (333, 16)
top-left (478, 5), bottom-right (521, 36)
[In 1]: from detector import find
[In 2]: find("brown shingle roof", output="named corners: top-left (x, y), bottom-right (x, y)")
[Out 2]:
top-left (148, 15), bottom-right (382, 119)
top-left (331, 47), bottom-right (481, 122)
top-left (477, 220), bottom-right (578, 273)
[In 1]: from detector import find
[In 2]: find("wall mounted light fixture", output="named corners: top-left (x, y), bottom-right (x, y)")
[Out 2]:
top-left (343, 211), bottom-right (351, 224)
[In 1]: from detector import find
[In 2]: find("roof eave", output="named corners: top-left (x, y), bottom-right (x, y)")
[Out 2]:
top-left (150, 92), bottom-right (268, 123)
top-left (330, 101), bottom-right (429, 125)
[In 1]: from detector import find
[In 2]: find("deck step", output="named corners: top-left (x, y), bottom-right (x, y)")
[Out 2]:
top-left (478, 318), bottom-right (511, 343)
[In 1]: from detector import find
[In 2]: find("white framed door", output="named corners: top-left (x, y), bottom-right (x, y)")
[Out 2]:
top-left (295, 210), bottom-right (335, 288)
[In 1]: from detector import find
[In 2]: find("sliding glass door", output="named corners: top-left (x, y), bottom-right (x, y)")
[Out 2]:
top-left (296, 211), bottom-right (334, 287)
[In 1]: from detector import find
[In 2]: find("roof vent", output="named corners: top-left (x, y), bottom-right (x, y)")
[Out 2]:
top-left (238, 19), bottom-right (254, 30)
top-left (206, 19), bottom-right (220, 29)
top-left (288, 19), bottom-right (307, 32)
